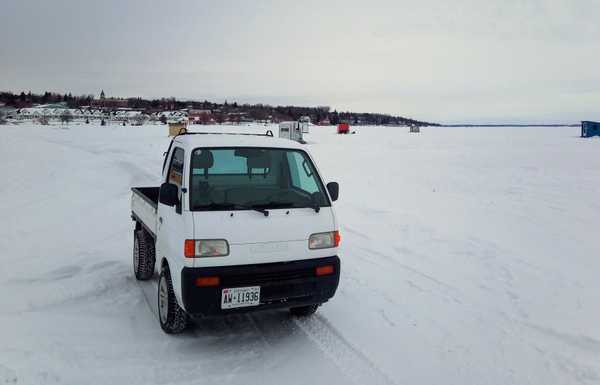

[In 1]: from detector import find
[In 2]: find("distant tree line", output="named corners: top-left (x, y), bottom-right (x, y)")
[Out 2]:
top-left (0, 91), bottom-right (91, 107)
top-left (0, 90), bottom-right (438, 126)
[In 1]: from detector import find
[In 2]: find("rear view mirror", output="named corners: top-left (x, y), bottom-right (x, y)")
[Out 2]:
top-left (159, 183), bottom-right (179, 207)
top-left (326, 182), bottom-right (339, 201)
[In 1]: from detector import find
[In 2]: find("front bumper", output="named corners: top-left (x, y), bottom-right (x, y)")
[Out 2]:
top-left (181, 256), bottom-right (340, 317)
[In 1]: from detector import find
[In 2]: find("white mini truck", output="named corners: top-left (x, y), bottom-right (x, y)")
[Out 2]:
top-left (131, 131), bottom-right (341, 333)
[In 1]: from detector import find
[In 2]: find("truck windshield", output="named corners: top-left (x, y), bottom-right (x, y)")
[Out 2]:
top-left (189, 147), bottom-right (330, 211)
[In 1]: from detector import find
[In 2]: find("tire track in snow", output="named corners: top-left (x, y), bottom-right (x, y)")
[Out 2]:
top-left (294, 315), bottom-right (396, 385)
top-left (137, 275), bottom-right (394, 384)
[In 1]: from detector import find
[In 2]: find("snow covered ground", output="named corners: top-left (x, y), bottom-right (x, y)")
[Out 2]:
top-left (1, 123), bottom-right (599, 385)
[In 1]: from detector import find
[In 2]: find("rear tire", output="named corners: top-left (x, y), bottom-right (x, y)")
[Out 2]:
top-left (158, 267), bottom-right (189, 334)
top-left (133, 228), bottom-right (155, 280)
top-left (290, 304), bottom-right (319, 317)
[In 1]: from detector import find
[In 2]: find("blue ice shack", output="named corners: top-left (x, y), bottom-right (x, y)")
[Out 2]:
top-left (581, 121), bottom-right (600, 137)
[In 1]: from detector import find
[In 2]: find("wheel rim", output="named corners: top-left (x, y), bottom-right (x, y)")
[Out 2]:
top-left (158, 275), bottom-right (168, 324)
top-left (133, 236), bottom-right (139, 273)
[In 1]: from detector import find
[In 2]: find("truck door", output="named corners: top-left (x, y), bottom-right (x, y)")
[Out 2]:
top-left (157, 147), bottom-right (188, 298)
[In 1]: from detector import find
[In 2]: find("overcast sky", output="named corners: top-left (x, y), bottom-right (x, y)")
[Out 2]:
top-left (1, 0), bottom-right (599, 123)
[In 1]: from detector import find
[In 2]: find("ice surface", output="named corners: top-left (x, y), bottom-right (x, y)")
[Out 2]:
top-left (1, 123), bottom-right (599, 385)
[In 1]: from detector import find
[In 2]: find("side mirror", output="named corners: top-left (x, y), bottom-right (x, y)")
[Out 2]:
top-left (326, 182), bottom-right (339, 202)
top-left (159, 183), bottom-right (179, 207)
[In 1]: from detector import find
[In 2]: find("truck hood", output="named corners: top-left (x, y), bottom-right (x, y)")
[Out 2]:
top-left (191, 207), bottom-right (337, 267)
top-left (192, 207), bottom-right (335, 244)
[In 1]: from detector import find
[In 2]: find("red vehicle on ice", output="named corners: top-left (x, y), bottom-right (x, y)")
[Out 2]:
top-left (337, 122), bottom-right (350, 134)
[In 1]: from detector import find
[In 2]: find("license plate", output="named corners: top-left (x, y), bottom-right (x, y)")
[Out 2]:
top-left (221, 286), bottom-right (261, 309)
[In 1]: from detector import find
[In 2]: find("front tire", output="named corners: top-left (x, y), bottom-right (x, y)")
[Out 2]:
top-left (133, 228), bottom-right (155, 280)
top-left (158, 267), bottom-right (189, 334)
top-left (290, 304), bottom-right (319, 317)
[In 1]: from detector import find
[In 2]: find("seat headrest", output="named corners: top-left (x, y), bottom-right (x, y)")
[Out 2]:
top-left (192, 150), bottom-right (214, 169)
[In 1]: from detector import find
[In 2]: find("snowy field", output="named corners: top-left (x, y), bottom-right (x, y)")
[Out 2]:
top-left (1, 123), bottom-right (600, 385)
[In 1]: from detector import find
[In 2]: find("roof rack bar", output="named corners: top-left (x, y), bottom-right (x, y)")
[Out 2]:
top-left (175, 130), bottom-right (274, 138)
top-left (163, 129), bottom-right (274, 172)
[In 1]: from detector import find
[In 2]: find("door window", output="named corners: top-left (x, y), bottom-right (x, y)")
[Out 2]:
top-left (168, 147), bottom-right (185, 201)
top-left (286, 151), bottom-right (320, 195)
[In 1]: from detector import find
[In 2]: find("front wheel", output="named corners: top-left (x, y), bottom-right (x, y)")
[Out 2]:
top-left (290, 304), bottom-right (319, 317)
top-left (158, 267), bottom-right (189, 334)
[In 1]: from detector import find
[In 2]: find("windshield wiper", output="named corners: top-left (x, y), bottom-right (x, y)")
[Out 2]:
top-left (254, 201), bottom-right (321, 213)
top-left (310, 202), bottom-right (321, 213)
top-left (253, 201), bottom-right (294, 210)
top-left (234, 203), bottom-right (269, 217)
top-left (193, 202), bottom-right (269, 216)
top-left (308, 196), bottom-right (321, 213)
top-left (193, 202), bottom-right (234, 211)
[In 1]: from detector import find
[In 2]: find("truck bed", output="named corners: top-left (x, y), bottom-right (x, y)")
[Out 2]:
top-left (131, 187), bottom-right (159, 239)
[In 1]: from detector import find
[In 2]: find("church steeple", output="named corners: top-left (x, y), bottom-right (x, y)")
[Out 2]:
top-left (100, 90), bottom-right (105, 100)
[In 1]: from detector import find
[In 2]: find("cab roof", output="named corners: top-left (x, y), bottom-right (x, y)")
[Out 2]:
top-left (172, 132), bottom-right (304, 151)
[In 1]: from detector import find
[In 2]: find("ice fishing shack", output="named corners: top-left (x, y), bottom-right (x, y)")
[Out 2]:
top-left (337, 122), bottom-right (350, 134)
top-left (278, 120), bottom-right (308, 143)
top-left (581, 121), bottom-right (600, 138)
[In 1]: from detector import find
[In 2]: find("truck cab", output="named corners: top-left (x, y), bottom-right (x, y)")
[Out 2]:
top-left (131, 131), bottom-right (340, 333)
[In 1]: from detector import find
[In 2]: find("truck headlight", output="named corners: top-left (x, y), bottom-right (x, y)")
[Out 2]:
top-left (308, 231), bottom-right (340, 249)
top-left (185, 239), bottom-right (229, 257)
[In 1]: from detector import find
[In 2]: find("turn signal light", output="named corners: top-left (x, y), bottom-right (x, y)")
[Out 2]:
top-left (195, 276), bottom-right (220, 287)
top-left (315, 265), bottom-right (335, 276)
top-left (184, 240), bottom-right (196, 257)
